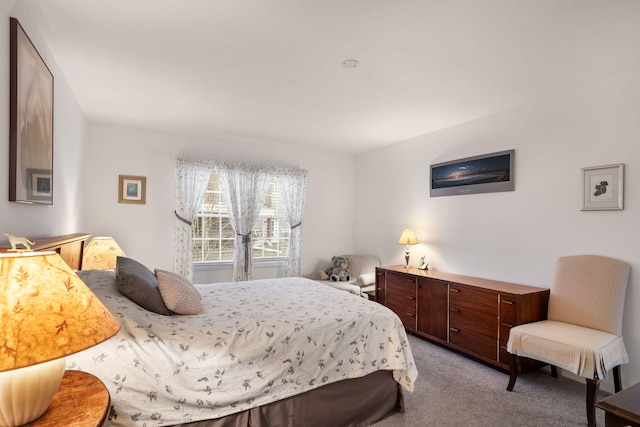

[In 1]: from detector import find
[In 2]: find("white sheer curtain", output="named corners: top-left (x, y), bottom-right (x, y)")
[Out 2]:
top-left (217, 163), bottom-right (272, 281)
top-left (277, 169), bottom-right (307, 277)
top-left (173, 158), bottom-right (214, 280)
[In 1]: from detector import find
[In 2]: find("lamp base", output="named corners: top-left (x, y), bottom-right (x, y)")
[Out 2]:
top-left (0, 357), bottom-right (65, 426)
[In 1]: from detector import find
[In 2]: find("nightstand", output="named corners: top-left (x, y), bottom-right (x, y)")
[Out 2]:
top-left (364, 290), bottom-right (377, 302)
top-left (596, 382), bottom-right (640, 427)
top-left (24, 370), bottom-right (110, 427)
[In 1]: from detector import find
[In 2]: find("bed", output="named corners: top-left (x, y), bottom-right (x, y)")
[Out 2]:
top-left (66, 267), bottom-right (418, 427)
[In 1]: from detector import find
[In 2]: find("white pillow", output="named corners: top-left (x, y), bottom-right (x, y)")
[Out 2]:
top-left (155, 269), bottom-right (203, 315)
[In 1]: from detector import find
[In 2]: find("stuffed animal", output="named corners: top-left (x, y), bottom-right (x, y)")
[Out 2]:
top-left (325, 256), bottom-right (351, 282)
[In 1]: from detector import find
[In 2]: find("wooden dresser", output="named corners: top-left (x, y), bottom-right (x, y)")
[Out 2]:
top-left (376, 266), bottom-right (550, 371)
top-left (1, 233), bottom-right (90, 270)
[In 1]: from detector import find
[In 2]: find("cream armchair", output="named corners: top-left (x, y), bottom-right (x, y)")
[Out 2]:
top-left (506, 255), bottom-right (631, 427)
top-left (316, 254), bottom-right (381, 298)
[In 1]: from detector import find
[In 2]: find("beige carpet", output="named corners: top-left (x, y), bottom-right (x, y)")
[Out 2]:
top-left (374, 334), bottom-right (607, 427)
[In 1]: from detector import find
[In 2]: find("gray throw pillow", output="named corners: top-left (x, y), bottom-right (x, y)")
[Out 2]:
top-left (115, 256), bottom-right (173, 315)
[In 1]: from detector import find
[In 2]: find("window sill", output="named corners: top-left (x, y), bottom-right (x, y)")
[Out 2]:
top-left (194, 259), bottom-right (287, 270)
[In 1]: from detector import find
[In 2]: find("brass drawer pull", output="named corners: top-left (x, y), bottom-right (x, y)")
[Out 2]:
top-left (450, 288), bottom-right (460, 293)
top-left (503, 300), bottom-right (514, 305)
top-left (406, 313), bottom-right (415, 317)
top-left (450, 307), bottom-right (459, 312)
top-left (406, 295), bottom-right (415, 300)
top-left (503, 323), bottom-right (514, 328)
top-left (450, 327), bottom-right (459, 333)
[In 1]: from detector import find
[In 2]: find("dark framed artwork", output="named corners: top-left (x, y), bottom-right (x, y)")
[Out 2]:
top-left (118, 175), bottom-right (147, 204)
top-left (9, 17), bottom-right (54, 205)
top-left (430, 149), bottom-right (515, 197)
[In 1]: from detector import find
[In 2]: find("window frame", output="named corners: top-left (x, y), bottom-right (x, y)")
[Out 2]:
top-left (191, 172), bottom-right (290, 265)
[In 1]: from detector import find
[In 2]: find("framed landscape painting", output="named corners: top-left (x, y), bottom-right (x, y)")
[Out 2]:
top-left (430, 149), bottom-right (515, 197)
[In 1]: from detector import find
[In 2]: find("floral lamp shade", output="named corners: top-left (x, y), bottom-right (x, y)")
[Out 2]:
top-left (82, 236), bottom-right (126, 270)
top-left (0, 251), bottom-right (120, 425)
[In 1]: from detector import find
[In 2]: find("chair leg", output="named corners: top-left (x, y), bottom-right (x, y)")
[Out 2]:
top-left (551, 365), bottom-right (558, 378)
top-left (507, 353), bottom-right (518, 391)
top-left (613, 365), bottom-right (622, 392)
top-left (586, 377), bottom-right (600, 427)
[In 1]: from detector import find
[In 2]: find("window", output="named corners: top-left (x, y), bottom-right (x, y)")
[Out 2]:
top-left (192, 172), bottom-right (290, 262)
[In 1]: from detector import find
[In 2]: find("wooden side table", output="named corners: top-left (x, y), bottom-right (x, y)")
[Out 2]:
top-left (24, 370), bottom-right (110, 427)
top-left (364, 290), bottom-right (377, 302)
top-left (596, 382), bottom-right (640, 427)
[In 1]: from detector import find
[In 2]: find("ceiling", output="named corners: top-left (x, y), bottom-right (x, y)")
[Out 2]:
top-left (22, 0), bottom-right (640, 153)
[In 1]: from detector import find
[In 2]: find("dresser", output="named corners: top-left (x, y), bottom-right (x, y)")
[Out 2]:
top-left (376, 266), bottom-right (550, 371)
top-left (1, 233), bottom-right (90, 270)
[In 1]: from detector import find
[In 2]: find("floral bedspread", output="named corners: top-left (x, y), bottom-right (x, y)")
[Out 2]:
top-left (68, 270), bottom-right (417, 426)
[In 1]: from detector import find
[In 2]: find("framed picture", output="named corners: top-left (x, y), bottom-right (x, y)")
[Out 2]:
top-left (9, 17), bottom-right (54, 205)
top-left (581, 164), bottom-right (624, 211)
top-left (26, 168), bottom-right (52, 201)
top-left (118, 175), bottom-right (147, 204)
top-left (430, 149), bottom-right (515, 197)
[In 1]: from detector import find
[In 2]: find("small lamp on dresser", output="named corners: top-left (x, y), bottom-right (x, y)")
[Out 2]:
top-left (398, 229), bottom-right (419, 268)
top-left (82, 236), bottom-right (125, 270)
top-left (0, 251), bottom-right (120, 426)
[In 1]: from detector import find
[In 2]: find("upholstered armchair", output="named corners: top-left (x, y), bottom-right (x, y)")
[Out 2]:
top-left (316, 254), bottom-right (381, 298)
top-left (506, 255), bottom-right (631, 427)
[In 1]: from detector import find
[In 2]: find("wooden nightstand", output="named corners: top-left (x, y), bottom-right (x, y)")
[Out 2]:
top-left (23, 370), bottom-right (110, 427)
top-left (596, 382), bottom-right (640, 427)
top-left (364, 290), bottom-right (377, 302)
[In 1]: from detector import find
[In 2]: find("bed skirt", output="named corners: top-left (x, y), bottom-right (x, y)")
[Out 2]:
top-left (171, 370), bottom-right (402, 427)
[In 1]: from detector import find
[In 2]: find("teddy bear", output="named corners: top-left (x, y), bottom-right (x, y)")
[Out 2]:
top-left (325, 256), bottom-right (352, 282)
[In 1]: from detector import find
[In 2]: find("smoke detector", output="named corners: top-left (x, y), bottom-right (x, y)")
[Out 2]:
top-left (342, 59), bottom-right (359, 69)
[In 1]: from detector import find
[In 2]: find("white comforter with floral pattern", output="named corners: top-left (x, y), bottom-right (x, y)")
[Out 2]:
top-left (67, 270), bottom-right (417, 426)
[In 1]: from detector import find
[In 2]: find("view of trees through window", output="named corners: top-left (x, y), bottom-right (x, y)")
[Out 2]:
top-left (192, 172), bottom-right (290, 262)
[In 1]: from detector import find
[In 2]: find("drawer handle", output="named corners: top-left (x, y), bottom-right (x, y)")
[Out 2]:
top-left (376, 287), bottom-right (383, 291)
top-left (406, 295), bottom-right (415, 300)
top-left (406, 313), bottom-right (415, 317)
top-left (450, 307), bottom-right (459, 312)
top-left (450, 327), bottom-right (459, 333)
top-left (503, 323), bottom-right (514, 328)
top-left (503, 300), bottom-right (514, 305)
top-left (450, 288), bottom-right (460, 293)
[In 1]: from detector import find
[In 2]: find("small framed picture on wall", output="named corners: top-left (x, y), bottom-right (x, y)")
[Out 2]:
top-left (118, 175), bottom-right (146, 204)
top-left (580, 164), bottom-right (623, 211)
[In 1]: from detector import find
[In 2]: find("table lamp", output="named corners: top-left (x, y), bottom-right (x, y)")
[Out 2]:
top-left (398, 229), bottom-right (419, 268)
top-left (0, 251), bottom-right (120, 426)
top-left (82, 236), bottom-right (125, 270)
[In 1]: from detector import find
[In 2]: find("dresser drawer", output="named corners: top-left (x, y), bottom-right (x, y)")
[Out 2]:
top-left (387, 272), bottom-right (416, 293)
top-left (386, 288), bottom-right (417, 310)
top-left (449, 284), bottom-right (497, 315)
top-left (450, 306), bottom-right (498, 339)
top-left (387, 302), bottom-right (417, 329)
top-left (500, 296), bottom-right (517, 324)
top-left (500, 322), bottom-right (514, 344)
top-left (449, 326), bottom-right (498, 360)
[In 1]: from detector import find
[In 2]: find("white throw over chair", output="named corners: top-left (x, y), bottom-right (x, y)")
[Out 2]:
top-left (506, 255), bottom-right (631, 427)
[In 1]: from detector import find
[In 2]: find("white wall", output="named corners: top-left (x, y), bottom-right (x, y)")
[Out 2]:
top-left (354, 70), bottom-right (640, 391)
top-left (0, 2), bottom-right (88, 244)
top-left (84, 123), bottom-right (355, 282)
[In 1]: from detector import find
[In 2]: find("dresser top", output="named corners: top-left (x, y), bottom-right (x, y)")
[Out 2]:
top-left (377, 265), bottom-right (549, 295)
